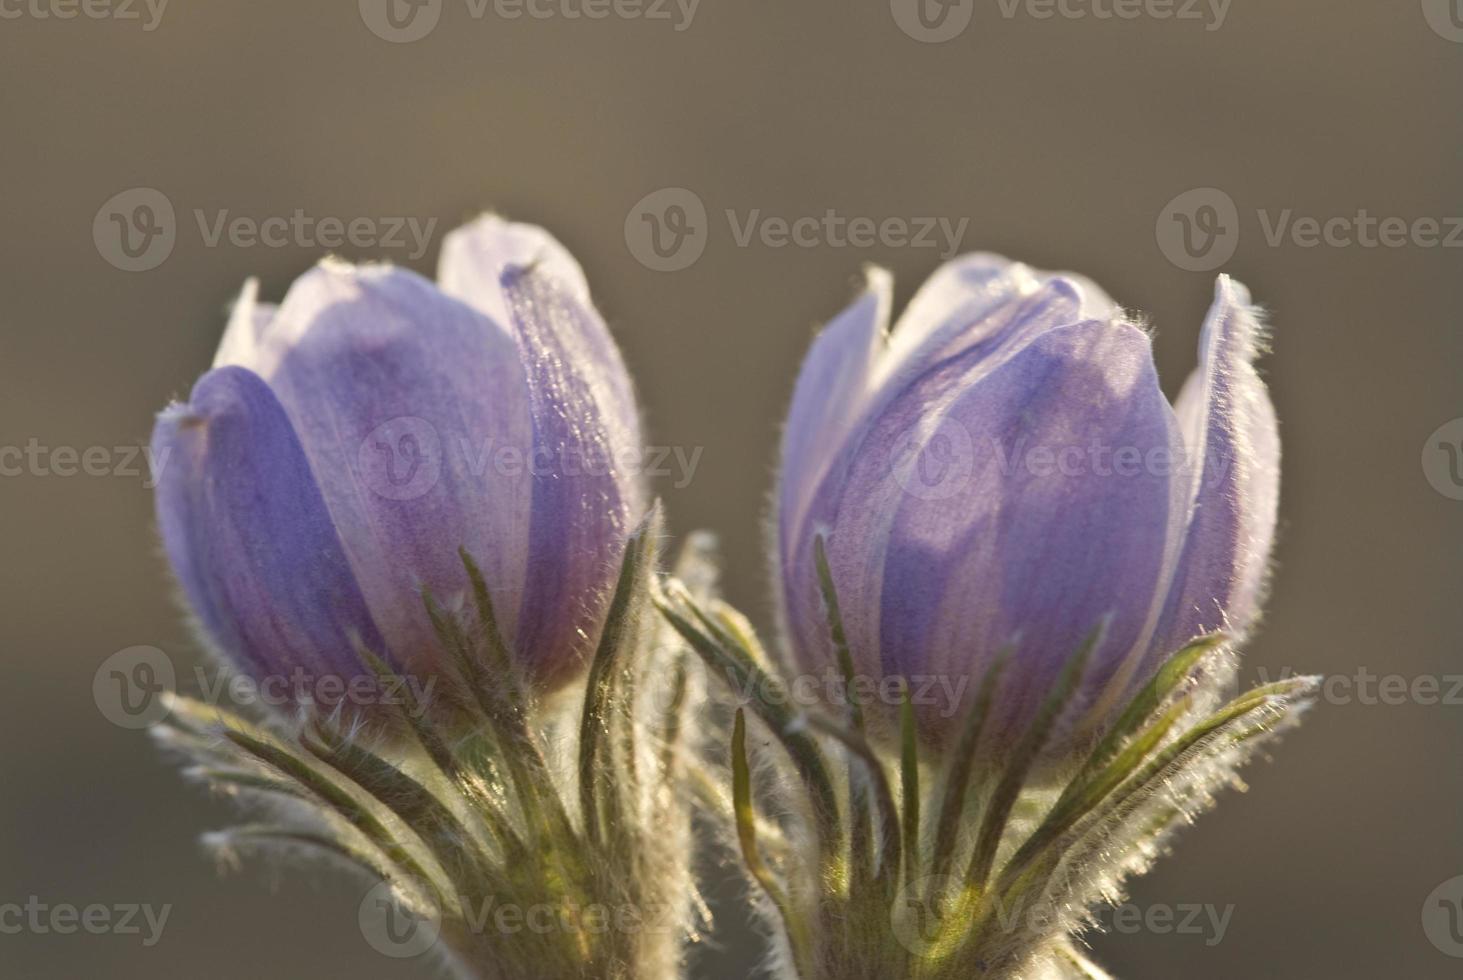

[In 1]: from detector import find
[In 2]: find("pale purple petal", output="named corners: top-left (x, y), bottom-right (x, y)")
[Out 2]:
top-left (880, 255), bottom-right (1119, 396)
top-left (782, 275), bottom-right (1118, 677)
top-left (776, 269), bottom-right (891, 582)
top-left (254, 261), bottom-right (535, 677)
top-left (213, 278), bottom-right (279, 370)
top-left (438, 215), bottom-right (639, 449)
top-left (152, 366), bottom-right (386, 681)
top-left (1149, 276), bottom-right (1280, 656)
top-left (438, 214), bottom-right (591, 320)
top-left (813, 320), bottom-right (1177, 741)
top-left (501, 264), bottom-right (647, 683)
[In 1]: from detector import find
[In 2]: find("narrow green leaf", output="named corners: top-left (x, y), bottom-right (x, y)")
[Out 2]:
top-left (998, 694), bottom-right (1191, 891)
top-left (447, 553), bottom-right (577, 844)
top-left (928, 650), bottom-right (1010, 883)
top-left (578, 517), bottom-right (652, 845)
top-left (657, 655), bottom-right (691, 787)
top-left (804, 715), bottom-right (902, 888)
top-left (656, 595), bottom-right (844, 858)
top-left (457, 546), bottom-right (524, 718)
top-left (733, 709), bottom-right (812, 980)
top-left (964, 625), bottom-right (1097, 892)
top-left (899, 687), bottom-right (920, 891)
top-left (813, 533), bottom-right (872, 901)
top-left (707, 600), bottom-right (775, 672)
top-left (352, 638), bottom-right (458, 778)
top-left (303, 724), bottom-right (515, 882)
top-left (1055, 632), bottom-right (1223, 815)
top-left (221, 727), bottom-right (439, 890)
top-left (188, 767), bottom-right (309, 803)
top-left (1000, 676), bottom-right (1318, 922)
top-left (813, 534), bottom-right (864, 732)
top-left (1111, 677), bottom-right (1317, 808)
top-left (215, 825), bottom-right (397, 883)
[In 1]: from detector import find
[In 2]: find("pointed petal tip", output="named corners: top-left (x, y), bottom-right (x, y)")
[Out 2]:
top-left (859, 262), bottom-right (894, 296)
top-left (1197, 272), bottom-right (1271, 369)
top-left (440, 213), bottom-right (589, 306)
top-left (154, 399), bottom-right (197, 427)
top-left (231, 276), bottom-right (260, 307)
top-left (214, 277), bottom-right (278, 371)
top-left (1213, 272), bottom-right (1252, 307)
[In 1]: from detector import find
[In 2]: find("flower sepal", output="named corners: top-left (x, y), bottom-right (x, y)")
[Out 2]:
top-left (155, 512), bottom-right (712, 980)
top-left (658, 578), bottom-right (1317, 980)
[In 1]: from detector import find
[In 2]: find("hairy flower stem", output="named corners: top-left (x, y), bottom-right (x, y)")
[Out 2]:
top-left (156, 516), bottom-right (711, 980)
top-left (660, 579), bottom-right (1317, 980)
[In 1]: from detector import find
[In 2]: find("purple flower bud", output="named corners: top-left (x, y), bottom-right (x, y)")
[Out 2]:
top-left (776, 257), bottom-right (1279, 750)
top-left (152, 216), bottom-right (646, 707)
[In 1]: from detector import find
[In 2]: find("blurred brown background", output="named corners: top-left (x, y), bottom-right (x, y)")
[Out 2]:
top-left (1, 0), bottom-right (1460, 976)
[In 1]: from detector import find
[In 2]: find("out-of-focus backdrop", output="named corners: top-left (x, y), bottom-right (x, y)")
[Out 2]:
top-left (1, 1), bottom-right (1459, 976)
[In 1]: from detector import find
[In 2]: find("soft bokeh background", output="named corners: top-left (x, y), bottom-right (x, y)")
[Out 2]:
top-left (1, 1), bottom-right (1459, 976)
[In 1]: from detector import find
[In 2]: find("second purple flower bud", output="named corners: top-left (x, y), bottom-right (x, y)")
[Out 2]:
top-left (776, 257), bottom-right (1280, 756)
